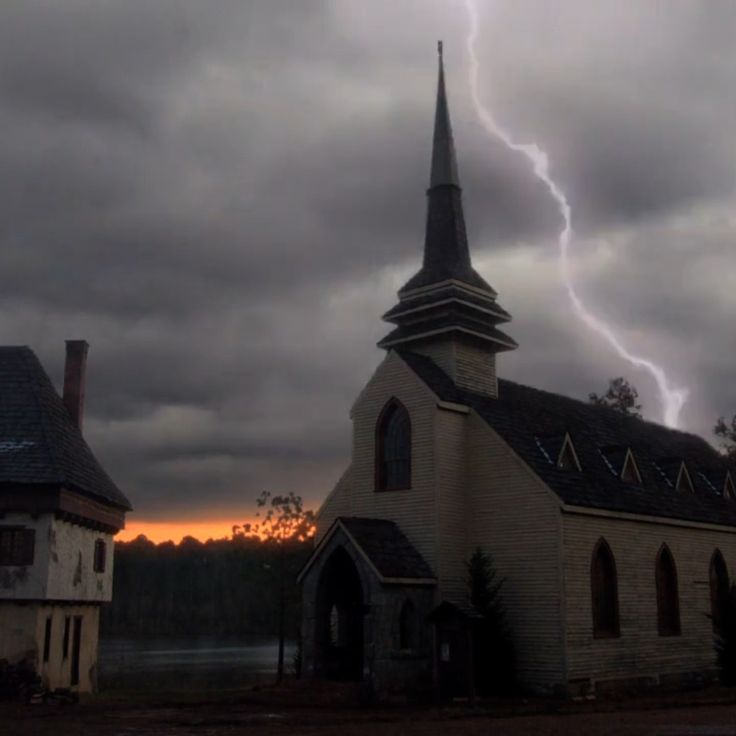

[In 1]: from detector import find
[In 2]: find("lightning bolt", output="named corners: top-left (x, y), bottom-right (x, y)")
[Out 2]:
top-left (463, 0), bottom-right (689, 428)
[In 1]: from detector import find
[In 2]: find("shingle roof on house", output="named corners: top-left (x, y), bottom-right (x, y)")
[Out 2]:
top-left (399, 350), bottom-right (736, 528)
top-left (0, 346), bottom-right (131, 510)
top-left (339, 517), bottom-right (435, 580)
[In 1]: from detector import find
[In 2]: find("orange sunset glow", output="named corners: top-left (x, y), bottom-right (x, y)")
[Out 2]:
top-left (117, 520), bottom-right (251, 544)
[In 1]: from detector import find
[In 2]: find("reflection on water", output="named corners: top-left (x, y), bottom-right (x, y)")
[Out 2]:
top-left (99, 637), bottom-right (296, 690)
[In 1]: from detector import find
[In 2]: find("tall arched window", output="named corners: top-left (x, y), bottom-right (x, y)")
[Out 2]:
top-left (399, 600), bottom-right (416, 650)
top-left (656, 544), bottom-right (681, 636)
top-left (375, 399), bottom-right (411, 491)
top-left (591, 538), bottom-right (620, 638)
top-left (710, 549), bottom-right (729, 630)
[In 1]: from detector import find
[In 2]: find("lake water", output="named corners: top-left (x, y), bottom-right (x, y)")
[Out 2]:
top-left (98, 636), bottom-right (296, 690)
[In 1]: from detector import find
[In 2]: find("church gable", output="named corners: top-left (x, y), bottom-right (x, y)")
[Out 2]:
top-left (315, 465), bottom-right (352, 543)
top-left (346, 350), bottom-right (442, 569)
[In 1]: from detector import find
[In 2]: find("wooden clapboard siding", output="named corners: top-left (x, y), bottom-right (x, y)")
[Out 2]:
top-left (347, 352), bottom-right (440, 572)
top-left (315, 466), bottom-right (352, 544)
top-left (466, 412), bottom-right (566, 688)
top-left (563, 511), bottom-right (736, 683)
top-left (435, 406), bottom-right (469, 599)
top-left (412, 338), bottom-right (498, 397)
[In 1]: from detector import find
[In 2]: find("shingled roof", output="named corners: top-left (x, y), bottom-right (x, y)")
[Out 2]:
top-left (299, 516), bottom-right (435, 584)
top-left (338, 517), bottom-right (435, 580)
top-left (399, 350), bottom-right (736, 528)
top-left (0, 346), bottom-right (131, 510)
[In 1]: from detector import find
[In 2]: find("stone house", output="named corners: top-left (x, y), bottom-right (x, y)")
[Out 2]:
top-left (0, 341), bottom-right (131, 693)
top-left (298, 48), bottom-right (736, 696)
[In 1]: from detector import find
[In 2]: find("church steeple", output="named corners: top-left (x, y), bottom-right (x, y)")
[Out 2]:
top-left (429, 41), bottom-right (460, 189)
top-left (378, 43), bottom-right (517, 397)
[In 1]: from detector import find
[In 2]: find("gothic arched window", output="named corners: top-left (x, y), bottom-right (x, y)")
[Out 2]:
top-left (710, 549), bottom-right (729, 630)
top-left (656, 544), bottom-right (681, 636)
top-left (591, 538), bottom-right (620, 638)
top-left (375, 399), bottom-right (411, 491)
top-left (399, 600), bottom-right (416, 650)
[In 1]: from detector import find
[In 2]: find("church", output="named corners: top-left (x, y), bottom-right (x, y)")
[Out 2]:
top-left (298, 47), bottom-right (736, 696)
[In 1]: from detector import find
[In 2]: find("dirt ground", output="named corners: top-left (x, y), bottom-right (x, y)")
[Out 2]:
top-left (4, 684), bottom-right (736, 736)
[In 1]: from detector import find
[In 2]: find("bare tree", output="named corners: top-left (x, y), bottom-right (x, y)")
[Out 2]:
top-left (238, 491), bottom-right (315, 683)
top-left (714, 415), bottom-right (736, 462)
top-left (589, 377), bottom-right (642, 418)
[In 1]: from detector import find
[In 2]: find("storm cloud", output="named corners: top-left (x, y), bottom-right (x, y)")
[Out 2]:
top-left (1, 0), bottom-right (734, 521)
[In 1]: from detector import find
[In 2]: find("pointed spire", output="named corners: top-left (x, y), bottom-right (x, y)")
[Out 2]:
top-left (430, 40), bottom-right (460, 189)
top-left (377, 42), bottom-right (518, 392)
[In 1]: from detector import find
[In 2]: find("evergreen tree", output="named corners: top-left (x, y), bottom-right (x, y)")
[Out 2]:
top-left (466, 547), bottom-right (515, 695)
top-left (715, 584), bottom-right (736, 686)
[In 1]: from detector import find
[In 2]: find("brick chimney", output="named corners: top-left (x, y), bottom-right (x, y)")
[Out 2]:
top-left (63, 340), bottom-right (89, 431)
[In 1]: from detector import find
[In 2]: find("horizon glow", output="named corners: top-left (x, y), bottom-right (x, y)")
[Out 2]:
top-left (463, 0), bottom-right (689, 428)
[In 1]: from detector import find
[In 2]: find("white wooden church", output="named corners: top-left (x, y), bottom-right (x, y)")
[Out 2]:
top-left (299, 46), bottom-right (736, 697)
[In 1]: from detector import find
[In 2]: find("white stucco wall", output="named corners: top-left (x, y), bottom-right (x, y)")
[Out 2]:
top-left (0, 602), bottom-right (101, 693)
top-left (0, 514), bottom-right (114, 603)
top-left (46, 519), bottom-right (114, 602)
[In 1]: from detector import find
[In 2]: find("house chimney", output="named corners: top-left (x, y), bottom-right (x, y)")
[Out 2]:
top-left (63, 340), bottom-right (89, 431)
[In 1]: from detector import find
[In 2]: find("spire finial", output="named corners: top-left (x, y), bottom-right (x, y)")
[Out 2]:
top-left (429, 39), bottom-right (459, 189)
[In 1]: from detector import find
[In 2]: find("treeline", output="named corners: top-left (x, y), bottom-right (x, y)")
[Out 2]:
top-left (100, 535), bottom-right (311, 638)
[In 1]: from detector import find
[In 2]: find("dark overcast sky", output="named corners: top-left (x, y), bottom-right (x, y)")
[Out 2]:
top-left (1, 1), bottom-right (734, 522)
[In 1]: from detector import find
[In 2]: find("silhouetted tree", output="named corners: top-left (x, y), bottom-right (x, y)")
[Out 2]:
top-left (589, 377), bottom-right (642, 418)
top-left (466, 547), bottom-right (514, 695)
top-left (714, 415), bottom-right (736, 462)
top-left (236, 492), bottom-right (315, 683)
top-left (101, 533), bottom-right (312, 641)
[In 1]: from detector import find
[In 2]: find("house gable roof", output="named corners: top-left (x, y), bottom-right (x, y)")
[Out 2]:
top-left (398, 350), bottom-right (736, 528)
top-left (0, 346), bottom-right (131, 510)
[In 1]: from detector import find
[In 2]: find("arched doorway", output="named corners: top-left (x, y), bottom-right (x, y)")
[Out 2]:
top-left (315, 546), bottom-right (365, 680)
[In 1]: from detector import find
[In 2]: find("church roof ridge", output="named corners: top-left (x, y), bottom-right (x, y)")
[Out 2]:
top-left (398, 349), bottom-right (736, 527)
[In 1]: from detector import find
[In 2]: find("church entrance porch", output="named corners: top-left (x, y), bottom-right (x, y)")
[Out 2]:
top-left (299, 517), bottom-right (437, 696)
top-left (316, 547), bottom-right (365, 681)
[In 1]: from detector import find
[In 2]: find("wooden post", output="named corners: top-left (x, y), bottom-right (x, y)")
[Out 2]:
top-left (466, 625), bottom-right (476, 705)
top-left (432, 623), bottom-right (440, 700)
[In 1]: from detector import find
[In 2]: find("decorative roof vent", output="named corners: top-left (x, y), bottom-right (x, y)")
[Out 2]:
top-left (620, 449), bottom-right (643, 486)
top-left (676, 462), bottom-right (695, 493)
top-left (536, 432), bottom-right (581, 471)
top-left (725, 472), bottom-right (735, 500)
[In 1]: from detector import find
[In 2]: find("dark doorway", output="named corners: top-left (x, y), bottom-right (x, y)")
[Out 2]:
top-left (429, 602), bottom-right (478, 700)
top-left (436, 622), bottom-right (470, 698)
top-left (71, 616), bottom-right (82, 687)
top-left (315, 547), bottom-right (365, 680)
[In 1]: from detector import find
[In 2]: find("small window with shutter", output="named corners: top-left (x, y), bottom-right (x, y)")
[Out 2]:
top-left (0, 527), bottom-right (35, 566)
top-left (93, 539), bottom-right (106, 573)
